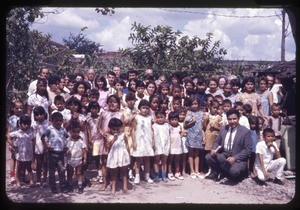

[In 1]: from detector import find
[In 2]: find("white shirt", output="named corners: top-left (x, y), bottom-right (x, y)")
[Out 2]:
top-left (224, 126), bottom-right (237, 151)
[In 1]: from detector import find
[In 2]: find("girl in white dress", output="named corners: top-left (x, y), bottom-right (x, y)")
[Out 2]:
top-left (131, 99), bottom-right (155, 184)
top-left (152, 109), bottom-right (170, 182)
top-left (32, 106), bottom-right (50, 187)
top-left (168, 111), bottom-right (184, 181)
top-left (106, 118), bottom-right (130, 196)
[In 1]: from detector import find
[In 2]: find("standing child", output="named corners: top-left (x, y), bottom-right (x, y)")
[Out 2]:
top-left (86, 101), bottom-right (102, 183)
top-left (248, 116), bottom-right (259, 178)
top-left (6, 99), bottom-right (24, 184)
top-left (152, 109), bottom-right (170, 182)
top-left (168, 111), bottom-right (184, 181)
top-left (41, 112), bottom-right (69, 193)
top-left (203, 99), bottom-right (223, 177)
top-left (106, 118), bottom-right (131, 196)
top-left (98, 94), bottom-right (124, 190)
top-left (32, 106), bottom-right (50, 187)
top-left (178, 108), bottom-right (189, 177)
top-left (65, 121), bottom-right (87, 194)
top-left (184, 96), bottom-right (205, 179)
top-left (268, 103), bottom-right (284, 149)
top-left (7, 115), bottom-right (35, 189)
top-left (149, 94), bottom-right (160, 120)
top-left (131, 99), bottom-right (155, 184)
top-left (254, 128), bottom-right (286, 185)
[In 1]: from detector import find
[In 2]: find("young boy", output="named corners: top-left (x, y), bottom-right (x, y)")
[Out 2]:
top-left (254, 128), bottom-right (286, 185)
top-left (41, 112), bottom-right (69, 193)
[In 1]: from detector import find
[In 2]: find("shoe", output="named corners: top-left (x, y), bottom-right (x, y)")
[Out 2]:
top-left (273, 178), bottom-right (284, 185)
top-left (175, 173), bottom-right (184, 180)
top-left (168, 173), bottom-right (176, 181)
top-left (67, 184), bottom-right (73, 192)
top-left (128, 170), bottom-right (134, 181)
top-left (36, 182), bottom-right (41, 187)
top-left (161, 172), bottom-right (168, 182)
top-left (154, 176), bottom-right (160, 182)
top-left (190, 172), bottom-right (197, 179)
top-left (204, 173), bottom-right (217, 180)
top-left (51, 186), bottom-right (58, 194)
top-left (78, 186), bottom-right (84, 194)
top-left (134, 175), bottom-right (140, 184)
top-left (146, 177), bottom-right (154, 183)
top-left (196, 172), bottom-right (205, 179)
top-left (99, 176), bottom-right (103, 183)
top-left (61, 185), bottom-right (69, 193)
top-left (10, 177), bottom-right (16, 184)
top-left (253, 177), bottom-right (267, 186)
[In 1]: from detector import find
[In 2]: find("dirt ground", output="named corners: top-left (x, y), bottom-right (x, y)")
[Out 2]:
top-left (3, 144), bottom-right (297, 208)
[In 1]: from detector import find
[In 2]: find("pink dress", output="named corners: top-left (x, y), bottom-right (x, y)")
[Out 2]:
top-left (169, 124), bottom-right (183, 154)
top-left (235, 92), bottom-right (262, 116)
top-left (99, 110), bottom-right (123, 155)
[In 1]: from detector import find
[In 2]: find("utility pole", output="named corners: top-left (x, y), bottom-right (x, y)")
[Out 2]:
top-left (281, 9), bottom-right (286, 62)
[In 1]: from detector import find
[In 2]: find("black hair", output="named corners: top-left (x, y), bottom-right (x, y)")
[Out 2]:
top-left (210, 99), bottom-right (220, 108)
top-left (107, 94), bottom-right (121, 109)
top-left (138, 99), bottom-right (150, 109)
top-left (107, 71), bottom-right (116, 77)
top-left (89, 88), bottom-right (100, 97)
top-left (51, 112), bottom-right (63, 121)
top-left (48, 74), bottom-right (60, 87)
top-left (87, 101), bottom-right (100, 112)
top-left (65, 96), bottom-right (82, 113)
top-left (223, 99), bottom-right (232, 106)
top-left (197, 76), bottom-right (207, 86)
top-left (230, 78), bottom-right (241, 88)
top-left (125, 91), bottom-right (136, 101)
top-left (18, 115), bottom-right (31, 127)
top-left (168, 111), bottom-right (179, 120)
top-left (108, 117), bottom-right (123, 129)
top-left (233, 101), bottom-right (244, 109)
top-left (226, 108), bottom-right (240, 119)
top-left (262, 128), bottom-right (275, 137)
top-left (155, 108), bottom-right (166, 117)
top-left (94, 74), bottom-right (109, 91)
top-left (243, 103), bottom-right (253, 114)
top-left (113, 77), bottom-right (126, 87)
top-left (136, 79), bottom-right (145, 88)
top-left (73, 81), bottom-right (88, 94)
top-left (33, 106), bottom-right (47, 121)
top-left (36, 78), bottom-right (49, 100)
top-left (69, 120), bottom-right (81, 130)
top-left (241, 77), bottom-right (256, 93)
top-left (54, 95), bottom-right (65, 104)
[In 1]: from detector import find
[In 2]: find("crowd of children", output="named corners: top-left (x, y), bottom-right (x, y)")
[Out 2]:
top-left (6, 67), bottom-right (291, 196)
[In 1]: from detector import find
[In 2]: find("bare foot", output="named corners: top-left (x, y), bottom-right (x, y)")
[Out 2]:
top-left (100, 184), bottom-right (106, 191)
top-left (123, 189), bottom-right (129, 195)
top-left (110, 191), bottom-right (116, 196)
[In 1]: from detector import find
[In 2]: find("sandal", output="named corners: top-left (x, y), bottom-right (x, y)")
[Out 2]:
top-left (196, 172), bottom-right (205, 179)
top-left (190, 173), bottom-right (197, 179)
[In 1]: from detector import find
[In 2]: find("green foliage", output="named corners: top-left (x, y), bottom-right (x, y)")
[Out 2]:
top-left (121, 22), bottom-right (227, 79)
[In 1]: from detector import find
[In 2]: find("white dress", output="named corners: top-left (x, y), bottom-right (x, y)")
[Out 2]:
top-left (170, 124), bottom-right (183, 154)
top-left (131, 114), bottom-right (154, 157)
top-left (10, 129), bottom-right (35, 162)
top-left (106, 132), bottom-right (130, 168)
top-left (32, 120), bottom-right (50, 154)
top-left (152, 123), bottom-right (170, 156)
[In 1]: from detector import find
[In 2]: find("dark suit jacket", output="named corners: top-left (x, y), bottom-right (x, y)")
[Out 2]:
top-left (212, 124), bottom-right (252, 163)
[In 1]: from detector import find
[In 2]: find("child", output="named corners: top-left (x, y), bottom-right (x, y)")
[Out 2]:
top-left (131, 99), bottom-right (155, 184)
top-left (233, 102), bottom-right (250, 129)
top-left (248, 116), bottom-right (259, 178)
top-left (65, 120), bottom-right (87, 194)
top-left (149, 94), bottom-right (160, 120)
top-left (52, 95), bottom-right (71, 122)
top-left (183, 95), bottom-right (205, 179)
top-left (178, 108), bottom-right (189, 177)
top-left (73, 81), bottom-right (88, 101)
top-left (41, 112), bottom-right (69, 193)
top-left (168, 111), bottom-right (184, 181)
top-left (31, 106), bottom-right (50, 187)
top-left (268, 103), bottom-right (284, 149)
top-left (6, 99), bottom-right (24, 184)
top-left (254, 128), bottom-right (286, 185)
top-left (221, 99), bottom-right (232, 125)
top-left (86, 101), bottom-right (102, 183)
top-left (98, 94), bottom-right (124, 190)
top-left (171, 96), bottom-right (182, 112)
top-left (270, 75), bottom-right (284, 104)
top-left (106, 118), bottom-right (131, 196)
top-left (203, 99), bottom-right (223, 176)
top-left (152, 109), bottom-right (170, 182)
top-left (134, 80), bottom-right (149, 110)
top-left (121, 92), bottom-right (138, 182)
top-left (7, 115), bottom-right (35, 189)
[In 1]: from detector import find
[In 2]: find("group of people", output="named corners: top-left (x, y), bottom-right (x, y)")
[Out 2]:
top-left (6, 66), bottom-right (292, 196)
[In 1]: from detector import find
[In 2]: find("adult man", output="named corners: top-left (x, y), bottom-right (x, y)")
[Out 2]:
top-left (27, 68), bottom-right (49, 96)
top-left (145, 68), bottom-right (153, 77)
top-left (86, 69), bottom-right (95, 88)
top-left (113, 66), bottom-right (121, 78)
top-left (205, 109), bottom-right (252, 182)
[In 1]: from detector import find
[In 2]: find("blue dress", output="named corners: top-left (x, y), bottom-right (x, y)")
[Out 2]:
top-left (185, 110), bottom-right (204, 149)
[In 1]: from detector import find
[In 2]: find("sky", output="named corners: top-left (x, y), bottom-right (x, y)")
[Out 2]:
top-left (30, 7), bottom-right (296, 61)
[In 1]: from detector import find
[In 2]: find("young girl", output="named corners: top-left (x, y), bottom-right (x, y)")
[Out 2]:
top-left (178, 108), bottom-right (189, 177)
top-left (32, 106), bottom-right (50, 187)
top-left (257, 77), bottom-right (273, 117)
top-left (94, 74), bottom-right (109, 110)
top-left (66, 120), bottom-right (87, 194)
top-left (131, 99), bottom-right (155, 184)
top-left (168, 111), bottom-right (184, 181)
top-left (203, 99), bottom-right (223, 176)
top-left (121, 92), bottom-right (138, 182)
top-left (183, 96), bottom-right (205, 179)
top-left (86, 101), bottom-right (102, 183)
top-left (149, 94), bottom-right (160, 120)
top-left (73, 81), bottom-right (88, 101)
top-left (152, 109), bottom-right (170, 182)
top-left (8, 115), bottom-right (35, 189)
top-left (6, 99), bottom-right (24, 184)
top-left (106, 118), bottom-right (131, 196)
top-left (27, 78), bottom-right (51, 121)
top-left (98, 94), bottom-right (124, 190)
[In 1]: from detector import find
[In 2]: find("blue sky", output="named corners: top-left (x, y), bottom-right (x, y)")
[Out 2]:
top-left (30, 7), bottom-right (296, 61)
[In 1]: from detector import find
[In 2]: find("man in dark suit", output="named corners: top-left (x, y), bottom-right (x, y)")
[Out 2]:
top-left (205, 108), bottom-right (252, 182)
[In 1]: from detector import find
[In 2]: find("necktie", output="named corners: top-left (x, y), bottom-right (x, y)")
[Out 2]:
top-left (228, 128), bottom-right (233, 151)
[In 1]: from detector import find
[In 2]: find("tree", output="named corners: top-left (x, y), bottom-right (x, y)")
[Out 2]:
top-left (121, 22), bottom-right (227, 78)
